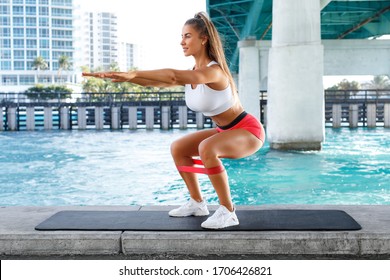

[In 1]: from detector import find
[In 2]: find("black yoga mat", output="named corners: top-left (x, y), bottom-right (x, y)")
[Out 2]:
top-left (35, 209), bottom-right (361, 231)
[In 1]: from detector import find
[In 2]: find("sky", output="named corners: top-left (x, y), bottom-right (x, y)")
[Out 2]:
top-left (79, 0), bottom-right (206, 70)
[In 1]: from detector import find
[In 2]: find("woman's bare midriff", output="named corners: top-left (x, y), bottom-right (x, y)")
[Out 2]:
top-left (211, 102), bottom-right (244, 127)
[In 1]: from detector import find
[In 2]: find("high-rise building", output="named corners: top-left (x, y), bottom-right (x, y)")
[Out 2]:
top-left (0, 0), bottom-right (140, 92)
top-left (118, 42), bottom-right (138, 71)
top-left (0, 0), bottom-right (75, 92)
top-left (83, 11), bottom-right (118, 71)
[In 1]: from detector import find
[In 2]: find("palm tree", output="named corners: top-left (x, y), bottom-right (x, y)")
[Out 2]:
top-left (364, 75), bottom-right (390, 90)
top-left (32, 56), bottom-right (48, 84)
top-left (57, 55), bottom-right (72, 83)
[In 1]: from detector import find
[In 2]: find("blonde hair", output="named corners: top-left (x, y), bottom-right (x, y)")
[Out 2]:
top-left (185, 12), bottom-right (237, 96)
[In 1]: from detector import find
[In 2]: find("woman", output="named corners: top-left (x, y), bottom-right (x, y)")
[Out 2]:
top-left (83, 12), bottom-right (265, 229)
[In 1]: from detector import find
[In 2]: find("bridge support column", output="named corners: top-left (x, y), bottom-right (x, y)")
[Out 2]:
top-left (7, 107), bottom-right (17, 131)
top-left (44, 107), bottom-right (53, 130)
top-left (0, 107), bottom-right (3, 131)
top-left (111, 107), bottom-right (121, 130)
top-left (60, 107), bottom-right (70, 130)
top-left (128, 107), bottom-right (137, 130)
top-left (367, 104), bottom-right (376, 128)
top-left (349, 104), bottom-right (358, 128)
top-left (239, 39), bottom-right (260, 119)
top-left (161, 106), bottom-right (171, 130)
top-left (267, 0), bottom-right (324, 150)
top-left (77, 107), bottom-right (86, 130)
top-left (196, 112), bottom-right (204, 129)
top-left (26, 107), bottom-right (35, 131)
top-left (145, 107), bottom-right (154, 130)
top-left (95, 107), bottom-right (104, 130)
top-left (332, 104), bottom-right (342, 128)
top-left (179, 106), bottom-right (188, 129)
top-left (384, 104), bottom-right (390, 128)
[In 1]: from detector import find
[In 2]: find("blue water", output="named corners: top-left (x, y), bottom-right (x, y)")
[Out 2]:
top-left (0, 128), bottom-right (389, 206)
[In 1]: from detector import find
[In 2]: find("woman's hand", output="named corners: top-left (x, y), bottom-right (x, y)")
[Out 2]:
top-left (82, 71), bottom-right (136, 83)
top-left (110, 71), bottom-right (136, 83)
top-left (82, 72), bottom-right (115, 79)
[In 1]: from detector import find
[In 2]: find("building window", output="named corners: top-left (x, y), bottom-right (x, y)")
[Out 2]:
top-left (12, 17), bottom-right (24, 26)
top-left (26, 0), bottom-right (37, 4)
top-left (1, 49), bottom-right (11, 59)
top-left (1, 61), bottom-right (12, 71)
top-left (26, 39), bottom-right (37, 48)
top-left (39, 0), bottom-right (49, 5)
top-left (13, 50), bottom-right (24, 59)
top-left (0, 16), bottom-right (10, 26)
top-left (39, 7), bottom-right (49, 16)
top-left (12, 6), bottom-right (24, 15)
top-left (13, 39), bottom-right (24, 48)
top-left (0, 5), bottom-right (10, 14)
top-left (26, 28), bottom-right (37, 38)
top-left (52, 0), bottom-right (72, 7)
top-left (1, 39), bottom-right (11, 48)
top-left (26, 6), bottom-right (37, 15)
top-left (20, 75), bottom-right (35, 85)
top-left (52, 40), bottom-right (72, 49)
top-left (52, 8), bottom-right (72, 18)
top-left (40, 50), bottom-right (49, 59)
top-left (39, 39), bottom-right (49, 49)
top-left (52, 29), bottom-right (72, 38)
top-left (39, 28), bottom-right (49, 38)
top-left (26, 50), bottom-right (37, 59)
top-left (0, 27), bottom-right (10, 37)
top-left (38, 76), bottom-right (51, 83)
top-left (2, 75), bottom-right (17, 85)
top-left (26, 17), bottom-right (37, 26)
top-left (14, 61), bottom-right (25, 70)
top-left (52, 19), bottom-right (72, 28)
top-left (39, 17), bottom-right (49, 27)
top-left (13, 28), bottom-right (24, 37)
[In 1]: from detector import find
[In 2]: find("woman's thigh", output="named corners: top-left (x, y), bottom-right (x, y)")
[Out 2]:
top-left (171, 128), bottom-right (218, 157)
top-left (200, 129), bottom-right (263, 159)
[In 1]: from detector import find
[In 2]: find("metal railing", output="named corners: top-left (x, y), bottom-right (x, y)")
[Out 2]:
top-left (0, 91), bottom-right (186, 106)
top-left (260, 89), bottom-right (390, 127)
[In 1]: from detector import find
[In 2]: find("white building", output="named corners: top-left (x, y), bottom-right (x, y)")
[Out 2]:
top-left (0, 0), bottom-right (140, 92)
top-left (0, 0), bottom-right (76, 92)
top-left (118, 42), bottom-right (139, 71)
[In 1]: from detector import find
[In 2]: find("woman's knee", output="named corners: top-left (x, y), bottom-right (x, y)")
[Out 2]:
top-left (198, 139), bottom-right (218, 164)
top-left (170, 139), bottom-right (182, 158)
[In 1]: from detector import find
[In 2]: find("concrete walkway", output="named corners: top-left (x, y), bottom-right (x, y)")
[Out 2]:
top-left (1, 205), bottom-right (389, 259)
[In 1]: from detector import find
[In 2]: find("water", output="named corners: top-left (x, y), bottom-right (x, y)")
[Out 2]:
top-left (0, 128), bottom-right (389, 206)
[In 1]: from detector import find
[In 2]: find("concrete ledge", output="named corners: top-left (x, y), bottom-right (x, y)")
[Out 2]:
top-left (1, 205), bottom-right (389, 259)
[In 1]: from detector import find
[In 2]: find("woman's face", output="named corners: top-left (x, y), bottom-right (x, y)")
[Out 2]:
top-left (181, 24), bottom-right (205, 57)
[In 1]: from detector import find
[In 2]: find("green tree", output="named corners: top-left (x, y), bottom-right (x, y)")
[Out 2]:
top-left (24, 84), bottom-right (72, 100)
top-left (32, 56), bottom-right (48, 84)
top-left (363, 75), bottom-right (390, 89)
top-left (57, 55), bottom-right (72, 83)
top-left (336, 79), bottom-right (360, 91)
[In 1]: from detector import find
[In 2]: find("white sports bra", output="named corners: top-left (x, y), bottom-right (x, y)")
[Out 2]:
top-left (185, 61), bottom-right (234, 117)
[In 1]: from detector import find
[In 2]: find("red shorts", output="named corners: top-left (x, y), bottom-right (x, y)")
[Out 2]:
top-left (215, 111), bottom-right (265, 143)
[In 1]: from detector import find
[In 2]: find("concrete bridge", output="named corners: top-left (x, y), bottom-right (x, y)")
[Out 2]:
top-left (208, 0), bottom-right (390, 150)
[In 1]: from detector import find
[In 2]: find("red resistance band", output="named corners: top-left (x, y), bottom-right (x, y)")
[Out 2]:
top-left (177, 158), bottom-right (225, 175)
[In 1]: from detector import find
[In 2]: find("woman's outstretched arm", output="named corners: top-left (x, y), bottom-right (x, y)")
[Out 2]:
top-left (82, 66), bottom-right (224, 88)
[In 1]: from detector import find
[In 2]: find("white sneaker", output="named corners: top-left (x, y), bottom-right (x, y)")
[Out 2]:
top-left (201, 205), bottom-right (239, 229)
top-left (168, 198), bottom-right (209, 217)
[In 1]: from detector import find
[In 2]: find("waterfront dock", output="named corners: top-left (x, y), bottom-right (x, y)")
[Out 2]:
top-left (0, 205), bottom-right (389, 259)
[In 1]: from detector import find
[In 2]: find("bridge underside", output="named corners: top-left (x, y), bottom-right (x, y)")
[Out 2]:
top-left (208, 0), bottom-right (390, 72)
